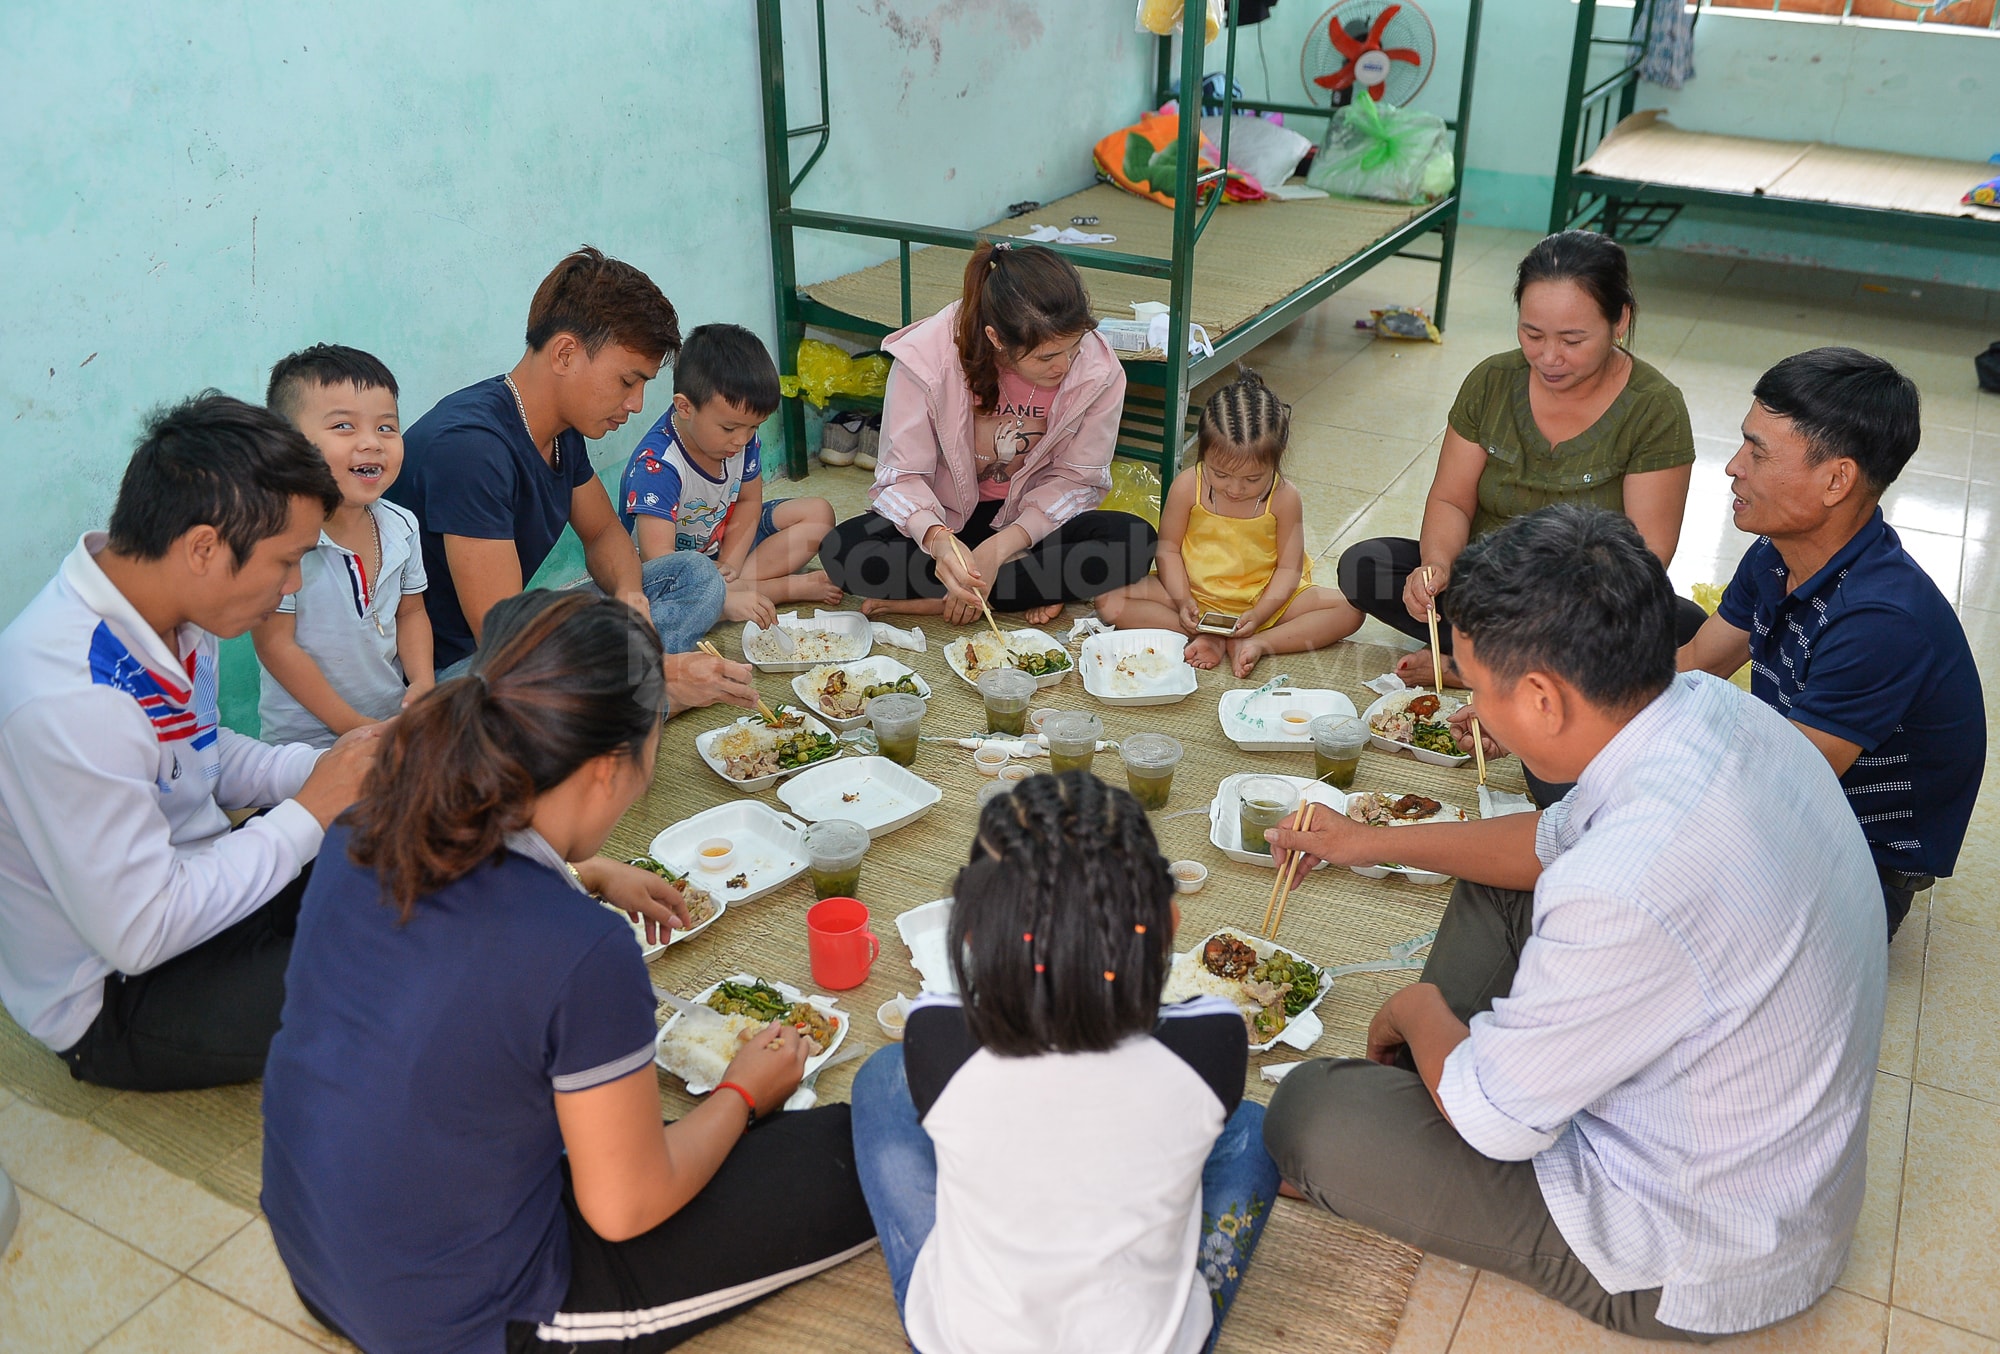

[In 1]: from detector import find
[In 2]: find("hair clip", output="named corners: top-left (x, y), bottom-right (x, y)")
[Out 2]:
top-left (1022, 932), bottom-right (1033, 943)
top-left (1133, 924), bottom-right (1147, 935)
top-left (992, 240), bottom-right (1013, 252)
top-left (1103, 970), bottom-right (1116, 982)
top-left (1034, 963), bottom-right (1045, 973)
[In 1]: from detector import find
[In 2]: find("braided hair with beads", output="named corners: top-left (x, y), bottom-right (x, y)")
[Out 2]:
top-left (947, 771), bottom-right (1177, 1057)
top-left (1196, 367), bottom-right (1291, 490)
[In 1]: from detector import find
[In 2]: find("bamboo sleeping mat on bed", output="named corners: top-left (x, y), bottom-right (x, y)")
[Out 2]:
top-left (1579, 110), bottom-right (2000, 221)
top-left (0, 608), bottom-right (1522, 1352)
top-left (801, 183), bottom-right (1428, 357)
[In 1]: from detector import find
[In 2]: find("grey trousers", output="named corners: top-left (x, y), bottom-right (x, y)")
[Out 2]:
top-left (1263, 880), bottom-right (1715, 1343)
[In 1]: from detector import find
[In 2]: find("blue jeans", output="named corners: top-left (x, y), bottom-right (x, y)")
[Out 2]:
top-left (850, 1045), bottom-right (1279, 1353)
top-left (637, 550), bottom-right (726, 657)
top-left (435, 553), bottom-right (725, 686)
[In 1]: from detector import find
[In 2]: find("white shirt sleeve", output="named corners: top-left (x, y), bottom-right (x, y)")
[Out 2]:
top-left (0, 691), bottom-right (322, 976)
top-left (1437, 886), bottom-right (1707, 1162)
top-left (215, 726), bottom-right (319, 810)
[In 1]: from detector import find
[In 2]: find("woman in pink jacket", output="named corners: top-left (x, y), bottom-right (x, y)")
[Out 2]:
top-left (820, 243), bottom-right (1157, 627)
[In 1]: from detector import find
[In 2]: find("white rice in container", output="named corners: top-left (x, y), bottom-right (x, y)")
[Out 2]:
top-left (655, 1012), bottom-right (761, 1087)
top-left (1160, 950), bottom-right (1254, 1014)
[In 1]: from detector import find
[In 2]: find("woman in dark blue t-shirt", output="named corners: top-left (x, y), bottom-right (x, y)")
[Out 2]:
top-left (261, 592), bottom-right (874, 1354)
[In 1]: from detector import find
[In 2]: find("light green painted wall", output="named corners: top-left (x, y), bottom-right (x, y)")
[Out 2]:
top-left (1, 2), bottom-right (1151, 732)
top-left (5, 3), bottom-right (1994, 732)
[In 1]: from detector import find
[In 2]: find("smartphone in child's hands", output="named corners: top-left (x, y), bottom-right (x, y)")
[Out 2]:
top-left (1196, 611), bottom-right (1240, 636)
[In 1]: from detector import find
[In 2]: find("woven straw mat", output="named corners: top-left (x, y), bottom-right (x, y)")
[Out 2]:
top-left (800, 184), bottom-right (1424, 358)
top-left (0, 610), bottom-right (1534, 1353)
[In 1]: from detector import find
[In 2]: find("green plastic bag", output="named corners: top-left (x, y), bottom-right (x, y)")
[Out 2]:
top-left (779, 340), bottom-right (891, 407)
top-left (1307, 91), bottom-right (1449, 204)
top-left (1104, 459), bottom-right (1163, 527)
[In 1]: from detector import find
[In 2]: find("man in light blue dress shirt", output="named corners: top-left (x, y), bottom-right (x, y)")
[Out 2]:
top-left (1264, 505), bottom-right (1885, 1341)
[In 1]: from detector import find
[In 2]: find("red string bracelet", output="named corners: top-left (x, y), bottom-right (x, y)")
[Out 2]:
top-left (715, 1081), bottom-right (757, 1120)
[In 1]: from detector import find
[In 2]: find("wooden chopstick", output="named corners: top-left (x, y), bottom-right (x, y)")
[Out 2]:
top-left (1424, 565), bottom-right (1444, 695)
top-left (1471, 714), bottom-right (1489, 786)
top-left (1261, 799), bottom-right (1317, 939)
top-left (945, 536), bottom-right (1007, 644)
top-left (701, 639), bottom-right (784, 727)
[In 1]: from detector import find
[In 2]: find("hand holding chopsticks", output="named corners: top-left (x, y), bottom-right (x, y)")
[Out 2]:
top-left (1261, 799), bottom-right (1318, 940)
top-left (1424, 565), bottom-right (1445, 695)
top-left (1470, 714), bottom-right (1489, 786)
top-left (943, 535), bottom-right (1006, 645)
top-left (699, 640), bottom-right (784, 727)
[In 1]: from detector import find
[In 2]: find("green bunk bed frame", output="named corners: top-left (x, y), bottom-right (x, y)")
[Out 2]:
top-left (1552, 0), bottom-right (2000, 247)
top-left (755, 0), bottom-right (1486, 495)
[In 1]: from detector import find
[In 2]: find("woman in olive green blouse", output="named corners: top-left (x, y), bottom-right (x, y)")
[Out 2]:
top-left (1337, 231), bottom-right (1704, 684)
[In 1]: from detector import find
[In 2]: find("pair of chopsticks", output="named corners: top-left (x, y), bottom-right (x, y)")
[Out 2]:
top-left (1424, 565), bottom-right (1490, 787)
top-left (944, 536), bottom-right (1006, 646)
top-left (1423, 565), bottom-right (1445, 695)
top-left (1260, 799), bottom-right (1318, 940)
top-left (699, 639), bottom-right (785, 727)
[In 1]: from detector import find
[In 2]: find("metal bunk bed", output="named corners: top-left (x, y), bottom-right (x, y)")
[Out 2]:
top-left (755, 0), bottom-right (1485, 496)
top-left (1552, 0), bottom-right (2000, 247)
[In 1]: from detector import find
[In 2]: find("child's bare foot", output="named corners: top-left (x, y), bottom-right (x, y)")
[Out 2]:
top-left (1394, 648), bottom-right (1462, 688)
top-left (861, 595), bottom-right (946, 619)
top-left (765, 571), bottom-right (846, 607)
top-left (1184, 634), bottom-right (1226, 670)
top-left (1229, 636), bottom-right (1274, 679)
top-left (1024, 602), bottom-right (1063, 628)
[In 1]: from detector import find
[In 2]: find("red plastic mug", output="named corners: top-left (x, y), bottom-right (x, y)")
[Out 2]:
top-left (806, 896), bottom-right (880, 991)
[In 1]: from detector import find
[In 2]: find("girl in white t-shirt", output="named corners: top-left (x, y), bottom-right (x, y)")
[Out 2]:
top-left (850, 772), bottom-right (1278, 1354)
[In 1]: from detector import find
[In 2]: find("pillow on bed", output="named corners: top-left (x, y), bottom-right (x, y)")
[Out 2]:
top-left (1965, 175), bottom-right (1999, 208)
top-left (1200, 115), bottom-right (1314, 194)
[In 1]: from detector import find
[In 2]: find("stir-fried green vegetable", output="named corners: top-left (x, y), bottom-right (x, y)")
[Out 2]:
top-left (1409, 720), bottom-right (1459, 757)
top-left (1252, 952), bottom-right (1323, 1016)
top-left (859, 674), bottom-right (922, 700)
top-left (628, 857), bottom-right (685, 883)
top-left (773, 727), bottom-right (840, 769)
top-left (708, 979), bottom-right (793, 1022)
top-left (1017, 648), bottom-right (1071, 676)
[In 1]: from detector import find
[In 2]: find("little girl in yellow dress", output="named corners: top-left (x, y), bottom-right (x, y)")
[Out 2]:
top-left (1096, 370), bottom-right (1362, 676)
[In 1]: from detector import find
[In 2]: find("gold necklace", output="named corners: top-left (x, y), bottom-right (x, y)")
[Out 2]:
top-left (502, 374), bottom-right (562, 471)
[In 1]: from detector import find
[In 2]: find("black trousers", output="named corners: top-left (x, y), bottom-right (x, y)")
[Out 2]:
top-left (58, 865), bottom-right (311, 1091)
top-left (1263, 881), bottom-right (1716, 1343)
top-left (820, 502), bottom-right (1157, 611)
top-left (1336, 535), bottom-right (1710, 653)
top-left (1879, 866), bottom-right (1931, 943)
top-left (507, 1105), bottom-right (876, 1352)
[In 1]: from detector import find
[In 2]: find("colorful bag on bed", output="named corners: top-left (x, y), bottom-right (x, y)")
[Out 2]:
top-left (1093, 109), bottom-right (1263, 209)
top-left (1966, 175), bottom-right (2000, 208)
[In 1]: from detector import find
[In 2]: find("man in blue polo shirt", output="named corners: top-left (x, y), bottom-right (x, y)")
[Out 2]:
top-left (1680, 347), bottom-right (1984, 939)
top-left (393, 246), bottom-right (755, 713)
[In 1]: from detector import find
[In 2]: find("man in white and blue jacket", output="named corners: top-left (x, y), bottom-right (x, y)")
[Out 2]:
top-left (0, 394), bottom-right (379, 1090)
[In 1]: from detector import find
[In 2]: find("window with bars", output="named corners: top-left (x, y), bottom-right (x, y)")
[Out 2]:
top-left (1702, 0), bottom-right (1999, 28)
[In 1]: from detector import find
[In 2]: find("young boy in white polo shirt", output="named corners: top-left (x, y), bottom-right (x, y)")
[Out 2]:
top-left (253, 346), bottom-right (435, 747)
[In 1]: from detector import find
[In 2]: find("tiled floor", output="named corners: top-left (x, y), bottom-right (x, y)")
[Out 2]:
top-left (3, 226), bottom-right (1997, 1352)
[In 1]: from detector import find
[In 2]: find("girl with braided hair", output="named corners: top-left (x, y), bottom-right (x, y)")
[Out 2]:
top-left (1096, 368), bottom-right (1362, 678)
top-left (850, 771), bottom-right (1278, 1354)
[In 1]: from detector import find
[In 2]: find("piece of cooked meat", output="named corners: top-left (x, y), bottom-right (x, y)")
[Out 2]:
top-left (1388, 793), bottom-right (1441, 820)
top-left (1407, 694), bottom-right (1442, 718)
top-left (1203, 933), bottom-right (1258, 980)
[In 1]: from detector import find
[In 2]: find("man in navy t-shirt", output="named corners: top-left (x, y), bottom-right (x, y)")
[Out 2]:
top-left (1681, 348), bottom-right (1984, 939)
top-left (392, 247), bottom-right (755, 713)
